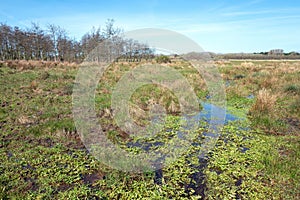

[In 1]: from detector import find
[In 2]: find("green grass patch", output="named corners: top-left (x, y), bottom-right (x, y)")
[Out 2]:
top-left (0, 60), bottom-right (299, 199)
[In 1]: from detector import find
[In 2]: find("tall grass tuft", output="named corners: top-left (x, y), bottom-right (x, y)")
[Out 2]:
top-left (250, 88), bottom-right (277, 116)
top-left (249, 88), bottom-right (283, 134)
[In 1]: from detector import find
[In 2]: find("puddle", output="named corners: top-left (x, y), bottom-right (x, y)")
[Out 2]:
top-left (225, 80), bottom-right (232, 87)
top-left (247, 94), bottom-right (255, 99)
top-left (185, 157), bottom-right (208, 197)
top-left (181, 102), bottom-right (239, 197)
top-left (127, 102), bottom-right (238, 148)
top-left (126, 101), bottom-right (241, 198)
top-left (240, 146), bottom-right (250, 153)
top-left (197, 102), bottom-right (238, 123)
top-left (234, 74), bottom-right (246, 79)
top-left (154, 167), bottom-right (163, 185)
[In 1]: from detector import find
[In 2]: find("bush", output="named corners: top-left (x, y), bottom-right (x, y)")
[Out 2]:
top-left (155, 55), bottom-right (171, 63)
top-left (284, 84), bottom-right (300, 94)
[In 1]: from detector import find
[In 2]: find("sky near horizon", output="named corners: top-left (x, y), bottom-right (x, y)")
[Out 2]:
top-left (1, 0), bottom-right (300, 53)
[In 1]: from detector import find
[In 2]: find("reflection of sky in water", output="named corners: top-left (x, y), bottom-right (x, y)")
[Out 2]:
top-left (179, 101), bottom-right (238, 138)
top-left (128, 101), bottom-right (239, 149)
top-left (247, 94), bottom-right (255, 99)
top-left (196, 102), bottom-right (238, 123)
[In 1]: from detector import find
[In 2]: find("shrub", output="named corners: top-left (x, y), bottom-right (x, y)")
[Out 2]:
top-left (155, 55), bottom-right (171, 63)
top-left (284, 84), bottom-right (300, 94)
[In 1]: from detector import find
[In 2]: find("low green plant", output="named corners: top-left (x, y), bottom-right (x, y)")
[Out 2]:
top-left (285, 84), bottom-right (300, 94)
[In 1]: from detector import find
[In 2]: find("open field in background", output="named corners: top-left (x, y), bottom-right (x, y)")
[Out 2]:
top-left (0, 59), bottom-right (299, 199)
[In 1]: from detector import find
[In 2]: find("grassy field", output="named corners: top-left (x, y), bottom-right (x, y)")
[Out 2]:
top-left (0, 59), bottom-right (299, 199)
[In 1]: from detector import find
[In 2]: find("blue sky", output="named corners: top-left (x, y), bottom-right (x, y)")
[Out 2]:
top-left (1, 0), bottom-right (300, 53)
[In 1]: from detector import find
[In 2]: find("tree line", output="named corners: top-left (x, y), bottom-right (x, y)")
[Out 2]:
top-left (0, 19), bottom-right (154, 63)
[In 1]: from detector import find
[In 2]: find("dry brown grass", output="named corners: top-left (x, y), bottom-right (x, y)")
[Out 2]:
top-left (260, 75), bottom-right (278, 89)
top-left (2, 60), bottom-right (79, 70)
top-left (30, 80), bottom-right (38, 90)
top-left (129, 102), bottom-right (148, 124)
top-left (17, 115), bottom-right (35, 125)
top-left (241, 61), bottom-right (255, 68)
top-left (250, 88), bottom-right (277, 115)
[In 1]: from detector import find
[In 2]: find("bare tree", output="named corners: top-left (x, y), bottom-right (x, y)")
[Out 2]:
top-left (103, 19), bottom-right (121, 39)
top-left (0, 19), bottom-right (155, 62)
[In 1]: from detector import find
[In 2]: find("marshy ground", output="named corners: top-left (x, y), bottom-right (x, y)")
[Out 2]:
top-left (0, 59), bottom-right (299, 199)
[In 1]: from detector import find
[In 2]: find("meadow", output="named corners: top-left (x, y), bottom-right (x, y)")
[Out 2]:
top-left (0, 59), bottom-right (299, 199)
